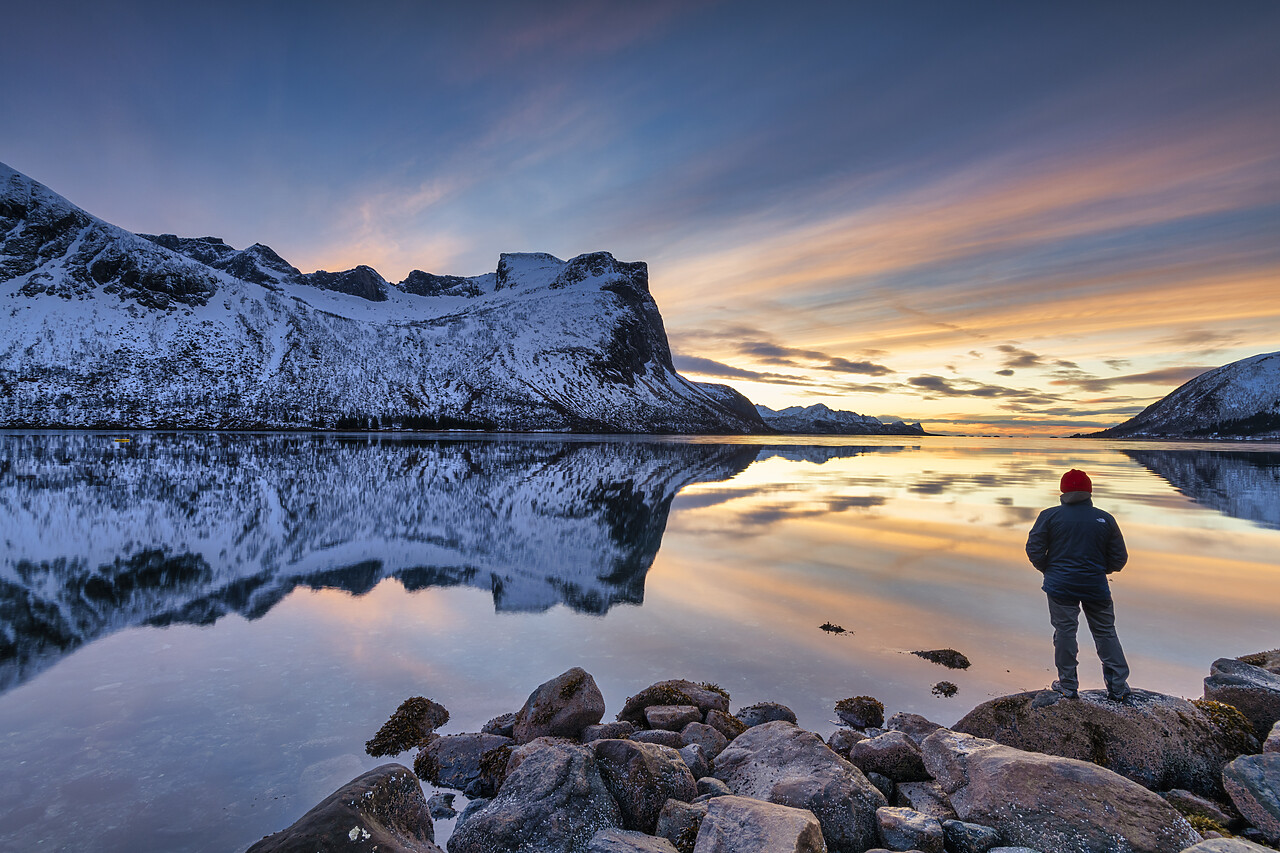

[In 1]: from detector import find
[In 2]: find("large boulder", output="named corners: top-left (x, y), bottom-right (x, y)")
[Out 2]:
top-left (875, 806), bottom-right (944, 853)
top-left (1223, 753), bottom-right (1280, 843)
top-left (247, 763), bottom-right (440, 853)
top-left (849, 731), bottom-right (930, 783)
top-left (447, 739), bottom-right (622, 853)
top-left (1205, 657), bottom-right (1280, 739)
top-left (886, 713), bottom-right (944, 745)
top-left (920, 729), bottom-right (1201, 853)
top-left (593, 739), bottom-right (697, 833)
top-left (514, 667), bottom-right (607, 743)
top-left (692, 795), bottom-right (827, 853)
top-left (586, 829), bottom-right (680, 852)
top-left (618, 680), bottom-right (731, 726)
top-left (713, 721), bottom-right (886, 853)
top-left (413, 732), bottom-right (512, 797)
top-left (955, 688), bottom-right (1256, 796)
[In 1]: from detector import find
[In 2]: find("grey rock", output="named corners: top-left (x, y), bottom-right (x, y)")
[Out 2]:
top-left (697, 777), bottom-right (731, 798)
top-left (682, 722), bottom-right (730, 760)
top-left (867, 772), bottom-right (895, 800)
top-left (987, 848), bottom-right (1041, 853)
top-left (586, 828), bottom-right (680, 853)
top-left (416, 732), bottom-right (512, 798)
top-left (514, 666), bottom-right (607, 743)
top-left (895, 781), bottom-right (956, 821)
top-left (735, 701), bottom-right (798, 728)
top-left (594, 738), bottom-right (698, 833)
top-left (826, 728), bottom-right (867, 758)
top-left (448, 740), bottom-right (622, 853)
top-left (941, 818), bottom-right (1001, 853)
top-left (693, 795), bottom-right (827, 853)
top-left (246, 763), bottom-right (440, 853)
top-left (453, 796), bottom-right (489, 829)
top-left (427, 791), bottom-right (456, 820)
top-left (1205, 657), bottom-right (1280, 739)
top-left (617, 680), bottom-right (731, 726)
top-left (705, 709), bottom-right (748, 741)
top-left (655, 798), bottom-right (707, 851)
top-left (1267, 720), bottom-right (1280, 753)
top-left (1160, 788), bottom-right (1235, 827)
top-left (876, 806), bottom-right (944, 853)
top-left (1223, 752), bottom-right (1280, 843)
top-left (850, 731), bottom-right (930, 783)
top-left (584, 721), bottom-right (638, 742)
top-left (647, 704), bottom-right (703, 731)
top-left (920, 728), bottom-right (1201, 853)
top-left (481, 711), bottom-right (518, 738)
top-left (714, 720), bottom-right (886, 852)
top-left (680, 743), bottom-right (712, 780)
top-left (1181, 838), bottom-right (1277, 852)
top-left (886, 713), bottom-right (944, 745)
top-left (632, 729), bottom-right (686, 749)
top-left (956, 688), bottom-right (1257, 797)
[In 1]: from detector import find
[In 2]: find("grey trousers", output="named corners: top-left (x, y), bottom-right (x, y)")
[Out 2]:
top-left (1046, 594), bottom-right (1130, 696)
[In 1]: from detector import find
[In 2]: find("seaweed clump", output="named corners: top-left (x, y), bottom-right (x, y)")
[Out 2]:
top-left (1184, 814), bottom-right (1232, 838)
top-left (912, 649), bottom-right (971, 670)
top-left (698, 682), bottom-right (731, 701)
top-left (1191, 697), bottom-right (1258, 754)
top-left (366, 696), bottom-right (450, 757)
top-left (835, 695), bottom-right (884, 728)
top-left (820, 622), bottom-right (846, 634)
top-left (932, 681), bottom-right (958, 698)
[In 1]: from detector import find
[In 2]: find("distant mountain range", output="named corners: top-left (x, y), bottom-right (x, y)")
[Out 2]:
top-left (1089, 351), bottom-right (1280, 440)
top-left (756, 403), bottom-right (928, 436)
top-left (0, 162), bottom-right (766, 433)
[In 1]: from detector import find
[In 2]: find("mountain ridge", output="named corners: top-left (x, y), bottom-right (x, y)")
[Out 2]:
top-left (1087, 351), bottom-right (1280, 440)
top-left (0, 162), bottom-right (767, 433)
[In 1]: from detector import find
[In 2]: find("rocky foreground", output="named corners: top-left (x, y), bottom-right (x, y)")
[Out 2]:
top-left (248, 652), bottom-right (1280, 853)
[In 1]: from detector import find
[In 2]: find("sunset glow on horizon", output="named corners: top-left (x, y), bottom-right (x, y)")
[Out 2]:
top-left (3, 1), bottom-right (1276, 435)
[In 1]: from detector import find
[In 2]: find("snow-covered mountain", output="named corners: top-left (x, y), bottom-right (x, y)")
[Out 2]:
top-left (0, 162), bottom-right (765, 433)
top-left (1090, 351), bottom-right (1280, 439)
top-left (0, 433), bottom-right (761, 693)
top-left (755, 403), bottom-right (927, 435)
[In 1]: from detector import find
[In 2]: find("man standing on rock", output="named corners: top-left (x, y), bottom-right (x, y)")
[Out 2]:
top-left (1025, 469), bottom-right (1132, 703)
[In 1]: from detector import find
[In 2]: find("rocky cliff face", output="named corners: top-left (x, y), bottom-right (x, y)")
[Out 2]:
top-left (0, 162), bottom-right (766, 433)
top-left (1091, 351), bottom-right (1280, 440)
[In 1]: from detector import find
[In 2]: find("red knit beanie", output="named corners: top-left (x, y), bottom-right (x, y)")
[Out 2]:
top-left (1060, 469), bottom-right (1092, 493)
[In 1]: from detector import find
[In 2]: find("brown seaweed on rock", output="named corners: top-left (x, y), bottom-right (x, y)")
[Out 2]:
top-left (366, 696), bottom-right (450, 757)
top-left (912, 648), bottom-right (972, 669)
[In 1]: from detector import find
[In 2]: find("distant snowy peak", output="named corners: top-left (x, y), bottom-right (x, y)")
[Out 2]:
top-left (756, 403), bottom-right (928, 435)
top-left (1090, 351), bottom-right (1280, 439)
top-left (0, 161), bottom-right (766, 433)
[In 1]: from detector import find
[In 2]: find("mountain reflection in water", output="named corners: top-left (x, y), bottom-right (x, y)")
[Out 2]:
top-left (1124, 448), bottom-right (1280, 529)
top-left (0, 433), bottom-right (905, 694)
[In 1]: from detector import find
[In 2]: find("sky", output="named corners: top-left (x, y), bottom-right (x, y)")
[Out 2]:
top-left (2, 0), bottom-right (1278, 435)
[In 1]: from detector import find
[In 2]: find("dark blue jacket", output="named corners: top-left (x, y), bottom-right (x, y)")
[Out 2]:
top-left (1025, 495), bottom-right (1127, 602)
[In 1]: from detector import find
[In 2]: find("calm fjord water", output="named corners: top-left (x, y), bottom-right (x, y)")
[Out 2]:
top-left (1, 432), bottom-right (1278, 852)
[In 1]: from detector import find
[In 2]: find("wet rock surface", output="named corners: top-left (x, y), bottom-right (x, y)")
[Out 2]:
top-left (1223, 752), bottom-right (1280, 843)
top-left (593, 739), bottom-right (697, 834)
top-left (514, 666), bottom-right (607, 743)
top-left (246, 763), bottom-right (440, 853)
top-left (849, 731), bottom-right (930, 783)
top-left (1205, 657), bottom-right (1280, 739)
top-left (921, 728), bottom-right (1202, 853)
top-left (714, 720), bottom-right (886, 852)
top-left (693, 795), bottom-right (827, 853)
top-left (448, 739), bottom-right (622, 853)
top-left (415, 732), bottom-right (513, 798)
top-left (734, 701), bottom-right (797, 728)
top-left (955, 687), bottom-right (1256, 796)
top-left (876, 805), bottom-right (944, 853)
